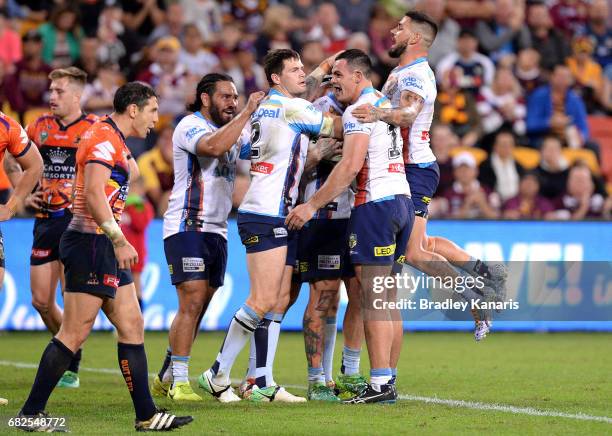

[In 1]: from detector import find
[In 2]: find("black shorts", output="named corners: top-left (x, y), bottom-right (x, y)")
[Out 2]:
top-left (0, 227), bottom-right (5, 269)
top-left (60, 230), bottom-right (133, 299)
top-left (405, 162), bottom-right (440, 218)
top-left (163, 231), bottom-right (228, 288)
top-left (31, 211), bottom-right (73, 266)
top-left (296, 219), bottom-right (354, 283)
top-left (237, 212), bottom-right (297, 267)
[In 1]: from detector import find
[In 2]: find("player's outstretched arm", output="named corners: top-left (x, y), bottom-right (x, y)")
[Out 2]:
top-left (301, 51), bottom-right (343, 101)
top-left (0, 145), bottom-right (43, 221)
top-left (286, 133), bottom-right (368, 230)
top-left (303, 138), bottom-right (342, 173)
top-left (351, 90), bottom-right (424, 128)
top-left (195, 91), bottom-right (265, 157)
top-left (84, 163), bottom-right (137, 269)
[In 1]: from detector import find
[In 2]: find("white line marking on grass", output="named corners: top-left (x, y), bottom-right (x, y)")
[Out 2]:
top-left (3, 360), bottom-right (610, 424)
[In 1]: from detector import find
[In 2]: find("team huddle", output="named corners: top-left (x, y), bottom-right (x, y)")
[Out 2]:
top-left (0, 10), bottom-right (508, 432)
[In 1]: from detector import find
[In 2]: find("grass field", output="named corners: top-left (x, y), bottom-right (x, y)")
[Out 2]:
top-left (0, 331), bottom-right (611, 434)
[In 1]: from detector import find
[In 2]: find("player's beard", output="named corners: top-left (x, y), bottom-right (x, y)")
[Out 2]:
top-left (211, 105), bottom-right (231, 126)
top-left (388, 41), bottom-right (408, 58)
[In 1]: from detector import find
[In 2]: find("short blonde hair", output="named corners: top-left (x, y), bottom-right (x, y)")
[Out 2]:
top-left (48, 67), bottom-right (87, 87)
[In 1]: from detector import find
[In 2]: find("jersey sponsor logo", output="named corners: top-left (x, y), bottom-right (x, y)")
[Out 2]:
top-left (244, 235), bottom-right (259, 245)
top-left (318, 254), bottom-right (341, 270)
top-left (273, 227), bottom-right (288, 238)
top-left (388, 163), bottom-right (405, 173)
top-left (47, 148), bottom-right (70, 164)
top-left (86, 273), bottom-right (99, 286)
top-left (92, 140), bottom-right (115, 161)
top-left (168, 264), bottom-right (174, 275)
top-left (299, 261), bottom-right (309, 273)
top-left (251, 162), bottom-right (274, 174)
top-left (422, 195), bottom-right (431, 205)
top-left (374, 243), bottom-right (396, 257)
top-left (31, 248), bottom-right (51, 258)
top-left (348, 233), bottom-right (357, 249)
top-left (182, 257), bottom-right (205, 272)
top-left (420, 131), bottom-right (430, 141)
top-left (39, 131), bottom-right (48, 144)
top-left (103, 274), bottom-right (120, 288)
top-left (402, 75), bottom-right (424, 90)
top-left (344, 121), bottom-right (357, 131)
top-left (185, 126), bottom-right (207, 141)
top-left (255, 107), bottom-right (281, 119)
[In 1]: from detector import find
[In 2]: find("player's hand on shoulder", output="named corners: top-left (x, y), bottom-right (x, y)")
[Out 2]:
top-left (285, 203), bottom-right (316, 230)
top-left (352, 103), bottom-right (377, 123)
top-left (318, 138), bottom-right (342, 161)
top-left (245, 91), bottom-right (266, 114)
top-left (113, 238), bottom-right (139, 270)
top-left (24, 191), bottom-right (44, 211)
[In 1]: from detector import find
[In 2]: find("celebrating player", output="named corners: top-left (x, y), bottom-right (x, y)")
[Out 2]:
top-left (351, 11), bottom-right (507, 341)
top-left (151, 73), bottom-right (264, 402)
top-left (287, 49), bottom-right (413, 404)
top-left (18, 83), bottom-right (193, 432)
top-left (25, 67), bottom-right (98, 388)
top-left (199, 49), bottom-right (340, 403)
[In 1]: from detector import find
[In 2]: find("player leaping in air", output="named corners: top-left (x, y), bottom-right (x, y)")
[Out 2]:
top-left (351, 11), bottom-right (507, 341)
top-left (198, 49), bottom-right (342, 403)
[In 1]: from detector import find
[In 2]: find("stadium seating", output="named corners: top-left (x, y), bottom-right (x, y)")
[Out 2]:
top-left (587, 116), bottom-right (612, 182)
top-left (512, 147), bottom-right (540, 170)
top-left (449, 146), bottom-right (487, 165)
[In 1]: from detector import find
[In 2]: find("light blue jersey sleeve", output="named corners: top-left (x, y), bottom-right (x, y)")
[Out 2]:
top-left (285, 98), bottom-right (324, 136)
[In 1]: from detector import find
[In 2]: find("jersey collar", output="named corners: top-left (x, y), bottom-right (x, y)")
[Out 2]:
top-left (102, 116), bottom-right (126, 142)
top-left (194, 111), bottom-right (218, 129)
top-left (394, 57), bottom-right (427, 73)
top-left (359, 86), bottom-right (377, 97)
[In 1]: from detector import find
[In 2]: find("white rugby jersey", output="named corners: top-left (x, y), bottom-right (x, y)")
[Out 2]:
top-left (302, 92), bottom-right (353, 220)
top-left (343, 87), bottom-right (410, 207)
top-left (381, 57), bottom-right (437, 164)
top-left (163, 112), bottom-right (248, 239)
top-left (239, 89), bottom-right (326, 218)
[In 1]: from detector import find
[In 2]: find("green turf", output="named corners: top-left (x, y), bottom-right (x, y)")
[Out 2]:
top-left (0, 331), bottom-right (611, 434)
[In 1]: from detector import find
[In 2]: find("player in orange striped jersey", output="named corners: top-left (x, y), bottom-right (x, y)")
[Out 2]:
top-left (25, 67), bottom-right (98, 388)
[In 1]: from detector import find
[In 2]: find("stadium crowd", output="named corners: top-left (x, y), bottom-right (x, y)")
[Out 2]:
top-left (0, 0), bottom-right (610, 220)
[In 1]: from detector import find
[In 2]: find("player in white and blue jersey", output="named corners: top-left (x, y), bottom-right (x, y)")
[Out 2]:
top-left (351, 11), bottom-right (507, 343)
top-left (199, 49), bottom-right (341, 403)
top-left (151, 73), bottom-right (264, 403)
top-left (287, 49), bottom-right (413, 404)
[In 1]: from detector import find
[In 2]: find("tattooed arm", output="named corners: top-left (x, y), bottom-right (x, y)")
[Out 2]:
top-left (351, 90), bottom-right (425, 128)
top-left (300, 51), bottom-right (343, 101)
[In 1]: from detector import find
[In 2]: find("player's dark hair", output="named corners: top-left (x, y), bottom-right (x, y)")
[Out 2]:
top-left (113, 82), bottom-right (157, 114)
top-left (336, 49), bottom-right (373, 78)
top-left (405, 10), bottom-right (438, 43)
top-left (263, 49), bottom-right (301, 87)
top-left (187, 73), bottom-right (234, 113)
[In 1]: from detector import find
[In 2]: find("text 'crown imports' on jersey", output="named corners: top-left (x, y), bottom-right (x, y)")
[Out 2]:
top-left (239, 89), bottom-right (326, 218)
top-left (381, 57), bottom-right (437, 164)
top-left (343, 87), bottom-right (410, 207)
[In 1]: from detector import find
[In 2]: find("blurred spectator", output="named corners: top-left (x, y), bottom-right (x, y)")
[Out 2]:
top-left (225, 0), bottom-right (270, 33)
top-left (333, 0), bottom-right (375, 33)
top-left (305, 2), bottom-right (348, 55)
top-left (502, 172), bottom-right (555, 219)
top-left (301, 39), bottom-right (326, 74)
top-left (179, 23), bottom-right (219, 77)
top-left (0, 0), bottom-right (23, 19)
top-left (416, 0), bottom-right (460, 69)
top-left (39, 5), bottom-right (83, 68)
top-left (284, 0), bottom-right (319, 20)
top-left (534, 135), bottom-right (569, 200)
top-left (368, 4), bottom-right (396, 75)
top-left (477, 67), bottom-right (526, 142)
top-left (120, 177), bottom-right (155, 309)
top-left (439, 152), bottom-right (500, 218)
top-left (583, 0), bottom-right (612, 70)
top-left (4, 30), bottom-right (51, 115)
top-left (567, 36), bottom-right (605, 113)
top-left (514, 48), bottom-right (544, 96)
top-left (0, 8), bottom-right (21, 70)
top-left (445, 0), bottom-right (495, 28)
top-left (81, 62), bottom-right (122, 116)
top-left (254, 5), bottom-right (298, 62)
top-left (122, 0), bottom-right (166, 38)
top-left (180, 0), bottom-right (222, 45)
top-left (552, 164), bottom-right (606, 219)
top-left (79, 0), bottom-right (106, 36)
top-left (526, 64), bottom-right (589, 149)
top-left (526, 3), bottom-right (571, 70)
top-left (475, 0), bottom-right (531, 64)
top-left (74, 36), bottom-right (100, 82)
top-left (436, 29), bottom-right (495, 96)
top-left (430, 123), bottom-right (459, 196)
top-left (97, 3), bottom-right (142, 72)
top-left (435, 69), bottom-right (482, 147)
top-left (478, 130), bottom-right (525, 201)
top-left (228, 41), bottom-right (267, 95)
top-left (137, 125), bottom-right (174, 216)
top-left (148, 2), bottom-right (184, 44)
top-left (549, 0), bottom-right (588, 38)
top-left (137, 36), bottom-right (190, 118)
